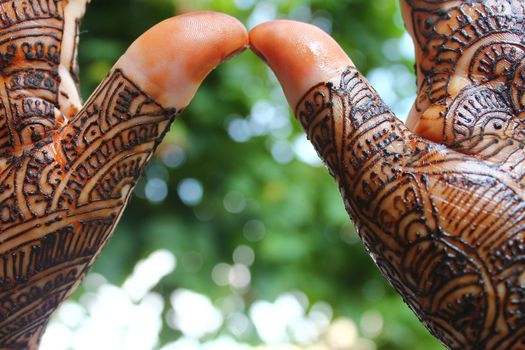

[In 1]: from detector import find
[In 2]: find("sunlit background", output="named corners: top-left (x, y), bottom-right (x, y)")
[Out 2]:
top-left (40, 0), bottom-right (443, 349)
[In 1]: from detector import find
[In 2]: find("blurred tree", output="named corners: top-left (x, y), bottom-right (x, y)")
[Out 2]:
top-left (66, 0), bottom-right (443, 349)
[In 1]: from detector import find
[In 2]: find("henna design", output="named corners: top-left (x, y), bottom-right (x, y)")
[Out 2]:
top-left (408, 1), bottom-right (525, 167)
top-left (297, 66), bottom-right (525, 350)
top-left (0, 4), bottom-right (250, 348)
top-left (0, 68), bottom-right (178, 349)
top-left (299, 4), bottom-right (525, 345)
top-left (0, 0), bottom-right (84, 158)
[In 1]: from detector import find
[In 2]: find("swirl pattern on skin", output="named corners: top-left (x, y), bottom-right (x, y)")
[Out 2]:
top-left (0, 4), bottom-right (249, 348)
top-left (0, 68), bottom-right (178, 349)
top-left (408, 0), bottom-right (525, 165)
top-left (248, 3), bottom-right (525, 346)
top-left (296, 65), bottom-right (525, 350)
top-left (0, 0), bottom-right (84, 155)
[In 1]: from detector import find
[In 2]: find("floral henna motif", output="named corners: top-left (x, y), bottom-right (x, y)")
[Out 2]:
top-left (0, 68), bottom-right (178, 349)
top-left (409, 1), bottom-right (525, 166)
top-left (297, 66), bottom-right (525, 350)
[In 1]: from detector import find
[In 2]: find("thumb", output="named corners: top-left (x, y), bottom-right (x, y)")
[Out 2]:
top-left (249, 20), bottom-right (418, 185)
top-left (249, 21), bottom-right (523, 350)
top-left (115, 11), bottom-right (248, 108)
top-left (52, 11), bottom-right (247, 209)
top-left (0, 13), bottom-right (247, 347)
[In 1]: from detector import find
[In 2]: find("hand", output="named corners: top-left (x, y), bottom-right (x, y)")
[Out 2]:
top-left (250, 1), bottom-right (525, 349)
top-left (0, 2), bottom-right (247, 348)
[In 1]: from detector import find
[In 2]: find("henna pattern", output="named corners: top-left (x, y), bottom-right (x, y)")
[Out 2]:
top-left (299, 1), bottom-right (525, 341)
top-left (0, 0), bottom-right (83, 156)
top-left (7, 1), bottom-right (525, 349)
top-left (409, 0), bottom-right (525, 167)
top-left (0, 68), bottom-right (178, 349)
top-left (272, 3), bottom-right (525, 348)
top-left (0, 2), bottom-right (184, 348)
top-left (297, 65), bottom-right (525, 350)
top-left (292, 1), bottom-right (525, 340)
top-left (0, 4), bottom-right (250, 348)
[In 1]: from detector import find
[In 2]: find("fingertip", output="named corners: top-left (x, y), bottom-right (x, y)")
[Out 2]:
top-left (249, 20), bottom-right (352, 108)
top-left (115, 11), bottom-right (248, 108)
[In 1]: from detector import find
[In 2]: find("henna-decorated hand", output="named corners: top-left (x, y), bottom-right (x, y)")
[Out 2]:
top-left (250, 1), bottom-right (525, 349)
top-left (0, 2), bottom-right (247, 348)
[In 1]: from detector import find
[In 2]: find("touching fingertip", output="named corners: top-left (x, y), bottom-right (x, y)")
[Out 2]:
top-left (115, 11), bottom-right (248, 108)
top-left (249, 20), bottom-right (352, 107)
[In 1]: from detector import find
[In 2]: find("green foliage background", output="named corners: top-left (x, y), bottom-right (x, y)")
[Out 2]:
top-left (74, 0), bottom-right (443, 348)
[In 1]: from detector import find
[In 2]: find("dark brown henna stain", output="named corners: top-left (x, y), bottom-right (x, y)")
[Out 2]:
top-left (0, 0), bottom-right (84, 156)
top-left (407, 1), bottom-right (525, 166)
top-left (296, 66), bottom-right (525, 350)
top-left (5, 1), bottom-right (525, 349)
top-left (0, 68), bottom-right (178, 349)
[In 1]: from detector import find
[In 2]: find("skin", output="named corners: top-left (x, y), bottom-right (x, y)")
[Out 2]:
top-left (251, 1), bottom-right (525, 349)
top-left (3, 1), bottom-right (525, 349)
top-left (0, 1), bottom-right (247, 348)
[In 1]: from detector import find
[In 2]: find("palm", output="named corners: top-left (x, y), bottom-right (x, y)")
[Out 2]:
top-left (0, 2), bottom-right (247, 348)
top-left (251, 1), bottom-right (525, 349)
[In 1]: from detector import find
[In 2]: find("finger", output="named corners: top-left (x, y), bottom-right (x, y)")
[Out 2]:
top-left (0, 12), bottom-right (246, 347)
top-left (250, 20), bottom-right (420, 182)
top-left (401, 0), bottom-right (525, 148)
top-left (248, 21), bottom-right (523, 349)
top-left (51, 11), bottom-right (247, 211)
top-left (0, 0), bottom-right (88, 152)
top-left (249, 20), bottom-right (444, 235)
top-left (114, 12), bottom-right (248, 108)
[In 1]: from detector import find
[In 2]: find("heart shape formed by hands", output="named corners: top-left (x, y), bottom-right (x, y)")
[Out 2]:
top-left (2, 1), bottom-right (525, 350)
